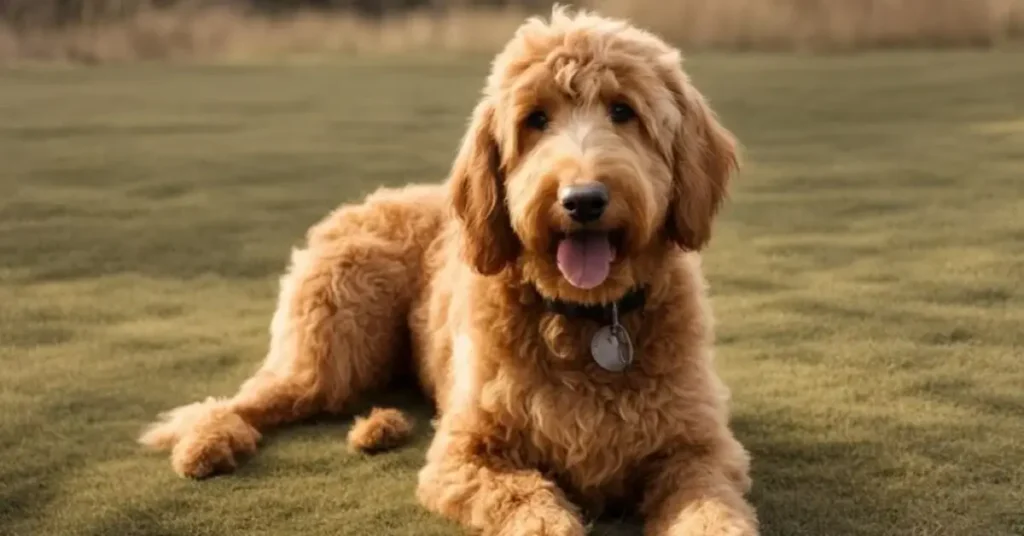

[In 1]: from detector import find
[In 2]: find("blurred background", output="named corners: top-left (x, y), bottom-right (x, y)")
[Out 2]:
top-left (2, 2), bottom-right (1023, 536)
top-left (1, 0), bottom-right (1023, 61)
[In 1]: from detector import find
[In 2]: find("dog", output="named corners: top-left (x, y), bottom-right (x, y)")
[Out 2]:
top-left (139, 7), bottom-right (758, 535)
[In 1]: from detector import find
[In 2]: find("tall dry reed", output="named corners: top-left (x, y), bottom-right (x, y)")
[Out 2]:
top-left (595, 0), bottom-right (1024, 49)
top-left (2, 0), bottom-right (1023, 64)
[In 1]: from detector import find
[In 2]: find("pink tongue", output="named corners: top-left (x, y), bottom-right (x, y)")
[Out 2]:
top-left (556, 234), bottom-right (613, 289)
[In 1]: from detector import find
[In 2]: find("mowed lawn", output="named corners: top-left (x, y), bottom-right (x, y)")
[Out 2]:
top-left (1, 51), bottom-right (1023, 536)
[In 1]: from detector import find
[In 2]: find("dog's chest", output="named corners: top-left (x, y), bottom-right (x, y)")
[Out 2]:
top-left (480, 367), bottom-right (671, 495)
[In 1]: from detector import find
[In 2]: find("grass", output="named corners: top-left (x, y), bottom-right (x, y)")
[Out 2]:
top-left (1, 51), bottom-right (1023, 535)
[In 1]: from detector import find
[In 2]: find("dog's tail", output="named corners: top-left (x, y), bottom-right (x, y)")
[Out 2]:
top-left (346, 407), bottom-right (415, 454)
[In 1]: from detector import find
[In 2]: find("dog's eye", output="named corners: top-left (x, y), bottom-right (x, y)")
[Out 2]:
top-left (609, 102), bottom-right (636, 124)
top-left (524, 109), bottom-right (549, 131)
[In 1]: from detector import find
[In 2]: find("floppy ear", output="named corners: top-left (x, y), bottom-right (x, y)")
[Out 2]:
top-left (665, 69), bottom-right (739, 251)
top-left (449, 98), bottom-right (520, 275)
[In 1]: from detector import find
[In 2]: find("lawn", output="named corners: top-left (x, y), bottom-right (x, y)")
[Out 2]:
top-left (1, 51), bottom-right (1023, 536)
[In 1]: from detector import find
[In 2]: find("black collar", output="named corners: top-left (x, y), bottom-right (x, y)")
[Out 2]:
top-left (541, 286), bottom-right (647, 324)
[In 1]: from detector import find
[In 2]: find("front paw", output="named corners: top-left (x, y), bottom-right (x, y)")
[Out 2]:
top-left (663, 501), bottom-right (758, 536)
top-left (171, 416), bottom-right (258, 479)
top-left (140, 398), bottom-right (259, 479)
top-left (682, 518), bottom-right (756, 536)
top-left (496, 504), bottom-right (587, 536)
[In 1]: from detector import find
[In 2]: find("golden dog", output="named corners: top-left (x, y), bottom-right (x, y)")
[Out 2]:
top-left (139, 7), bottom-right (758, 535)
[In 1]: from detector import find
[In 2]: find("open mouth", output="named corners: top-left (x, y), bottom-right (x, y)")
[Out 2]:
top-left (553, 229), bottom-right (625, 290)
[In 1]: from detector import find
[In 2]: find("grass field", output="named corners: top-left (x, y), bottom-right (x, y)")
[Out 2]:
top-left (1, 51), bottom-right (1023, 536)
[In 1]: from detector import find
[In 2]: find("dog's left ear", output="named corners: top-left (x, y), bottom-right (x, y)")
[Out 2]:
top-left (662, 57), bottom-right (739, 251)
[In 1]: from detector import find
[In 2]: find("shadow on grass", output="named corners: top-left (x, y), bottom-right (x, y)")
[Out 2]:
top-left (0, 420), bottom-right (90, 535)
top-left (738, 415), bottom-right (901, 536)
top-left (0, 468), bottom-right (66, 534)
top-left (734, 411), bottom-right (1023, 536)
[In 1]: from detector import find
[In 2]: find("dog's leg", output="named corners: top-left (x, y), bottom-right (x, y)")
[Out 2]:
top-left (416, 427), bottom-right (587, 536)
top-left (137, 371), bottom-right (316, 479)
top-left (140, 237), bottom-right (413, 478)
top-left (640, 438), bottom-right (758, 536)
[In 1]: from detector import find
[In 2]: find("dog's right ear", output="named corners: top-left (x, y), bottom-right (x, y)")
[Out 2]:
top-left (449, 98), bottom-right (520, 275)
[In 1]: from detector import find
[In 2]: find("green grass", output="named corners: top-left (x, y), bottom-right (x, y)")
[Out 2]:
top-left (1, 51), bottom-right (1023, 536)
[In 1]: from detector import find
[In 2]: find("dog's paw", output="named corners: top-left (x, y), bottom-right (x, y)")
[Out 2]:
top-left (695, 519), bottom-right (757, 536)
top-left (498, 505), bottom-right (587, 536)
top-left (660, 502), bottom-right (758, 536)
top-left (141, 399), bottom-right (260, 479)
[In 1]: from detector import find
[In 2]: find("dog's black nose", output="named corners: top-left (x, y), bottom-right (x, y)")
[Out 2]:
top-left (559, 183), bottom-right (609, 223)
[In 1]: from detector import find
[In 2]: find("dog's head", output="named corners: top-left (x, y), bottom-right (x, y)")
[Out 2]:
top-left (450, 7), bottom-right (738, 304)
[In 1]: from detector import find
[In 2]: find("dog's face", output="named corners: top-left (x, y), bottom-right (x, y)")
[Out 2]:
top-left (451, 9), bottom-right (738, 304)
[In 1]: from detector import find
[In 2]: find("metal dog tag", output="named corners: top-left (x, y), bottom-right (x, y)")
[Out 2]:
top-left (590, 303), bottom-right (634, 372)
top-left (591, 325), bottom-right (633, 372)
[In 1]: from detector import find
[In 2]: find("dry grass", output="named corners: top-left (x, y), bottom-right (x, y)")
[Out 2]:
top-left (0, 7), bottom-right (531, 64)
top-left (598, 0), bottom-right (1024, 50)
top-left (2, 0), bottom-right (1024, 63)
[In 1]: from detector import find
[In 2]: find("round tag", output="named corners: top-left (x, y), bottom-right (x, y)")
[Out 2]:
top-left (590, 325), bottom-right (634, 372)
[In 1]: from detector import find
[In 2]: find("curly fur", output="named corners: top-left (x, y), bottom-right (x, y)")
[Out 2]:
top-left (347, 407), bottom-right (414, 453)
top-left (139, 6), bottom-right (757, 535)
